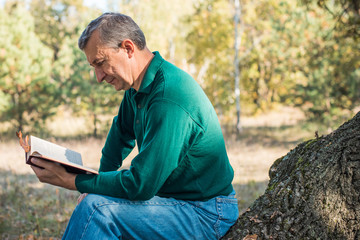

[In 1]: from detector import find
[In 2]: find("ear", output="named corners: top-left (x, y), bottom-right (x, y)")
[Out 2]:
top-left (121, 39), bottom-right (135, 58)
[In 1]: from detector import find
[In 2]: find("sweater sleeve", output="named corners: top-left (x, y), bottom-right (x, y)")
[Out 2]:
top-left (75, 100), bottom-right (199, 200)
top-left (98, 92), bottom-right (136, 172)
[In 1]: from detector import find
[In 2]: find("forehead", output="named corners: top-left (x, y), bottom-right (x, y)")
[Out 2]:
top-left (83, 30), bottom-right (106, 63)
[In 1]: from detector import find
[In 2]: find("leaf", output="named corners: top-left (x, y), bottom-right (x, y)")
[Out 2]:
top-left (16, 130), bottom-right (30, 153)
top-left (243, 234), bottom-right (258, 240)
top-left (249, 215), bottom-right (262, 223)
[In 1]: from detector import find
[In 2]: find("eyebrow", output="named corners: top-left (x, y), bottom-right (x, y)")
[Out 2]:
top-left (90, 58), bottom-right (103, 67)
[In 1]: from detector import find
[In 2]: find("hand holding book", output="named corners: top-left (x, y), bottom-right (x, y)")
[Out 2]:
top-left (30, 157), bottom-right (77, 190)
top-left (16, 131), bottom-right (98, 190)
top-left (16, 131), bottom-right (98, 175)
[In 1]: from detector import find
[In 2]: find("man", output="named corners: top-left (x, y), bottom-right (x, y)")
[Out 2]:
top-left (31, 12), bottom-right (238, 239)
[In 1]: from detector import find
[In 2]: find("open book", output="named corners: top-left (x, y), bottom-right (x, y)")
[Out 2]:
top-left (17, 132), bottom-right (98, 175)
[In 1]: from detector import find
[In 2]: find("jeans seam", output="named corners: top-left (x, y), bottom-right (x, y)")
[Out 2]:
top-left (96, 200), bottom-right (185, 206)
top-left (79, 202), bottom-right (131, 239)
top-left (216, 198), bottom-right (238, 204)
top-left (80, 204), bottom-right (100, 240)
top-left (214, 201), bottom-right (222, 239)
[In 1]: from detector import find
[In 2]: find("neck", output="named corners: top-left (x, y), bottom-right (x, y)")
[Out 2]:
top-left (132, 47), bottom-right (154, 91)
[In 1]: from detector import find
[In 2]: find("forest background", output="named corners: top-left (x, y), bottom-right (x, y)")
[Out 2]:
top-left (0, 0), bottom-right (359, 238)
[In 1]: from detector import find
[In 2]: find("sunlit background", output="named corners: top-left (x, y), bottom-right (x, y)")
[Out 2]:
top-left (0, 0), bottom-right (359, 238)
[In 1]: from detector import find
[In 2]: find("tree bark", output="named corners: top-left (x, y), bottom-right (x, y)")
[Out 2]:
top-left (223, 111), bottom-right (360, 239)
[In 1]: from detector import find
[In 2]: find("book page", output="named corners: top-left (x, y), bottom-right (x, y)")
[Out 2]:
top-left (30, 136), bottom-right (83, 166)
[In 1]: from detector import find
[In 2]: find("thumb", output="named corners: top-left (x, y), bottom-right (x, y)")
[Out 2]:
top-left (77, 193), bottom-right (89, 205)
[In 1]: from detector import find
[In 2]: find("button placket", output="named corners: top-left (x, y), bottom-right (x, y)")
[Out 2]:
top-left (134, 95), bottom-right (145, 144)
top-left (133, 93), bottom-right (146, 143)
top-left (134, 93), bottom-right (142, 125)
top-left (136, 102), bottom-right (142, 124)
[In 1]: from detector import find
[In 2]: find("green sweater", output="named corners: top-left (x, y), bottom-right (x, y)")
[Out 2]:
top-left (75, 52), bottom-right (234, 201)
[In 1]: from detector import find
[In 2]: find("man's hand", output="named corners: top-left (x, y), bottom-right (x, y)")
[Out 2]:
top-left (30, 158), bottom-right (77, 190)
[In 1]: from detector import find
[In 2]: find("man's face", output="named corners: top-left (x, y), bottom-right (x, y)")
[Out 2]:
top-left (84, 30), bottom-right (133, 91)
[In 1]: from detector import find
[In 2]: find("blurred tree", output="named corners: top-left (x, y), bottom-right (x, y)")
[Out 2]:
top-left (301, 0), bottom-right (360, 37)
top-left (1, 0), bottom-right (358, 135)
top-left (117, 0), bottom-right (194, 66)
top-left (240, 0), bottom-right (360, 125)
top-left (54, 35), bottom-right (122, 137)
top-left (275, 1), bottom-right (360, 125)
top-left (186, 0), bottom-right (360, 128)
top-left (29, 0), bottom-right (89, 61)
top-left (29, 0), bottom-right (121, 137)
top-left (0, 2), bottom-right (55, 132)
top-left (186, 0), bottom-right (235, 122)
top-left (239, 0), bottom-right (288, 113)
top-left (234, 0), bottom-right (244, 133)
top-left (186, 0), bottom-right (288, 124)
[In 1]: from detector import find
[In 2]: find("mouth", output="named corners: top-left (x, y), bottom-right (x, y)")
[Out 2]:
top-left (106, 77), bottom-right (115, 85)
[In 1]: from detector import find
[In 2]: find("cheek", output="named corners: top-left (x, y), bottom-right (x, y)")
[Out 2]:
top-left (101, 65), bottom-right (113, 74)
top-left (113, 67), bottom-right (129, 81)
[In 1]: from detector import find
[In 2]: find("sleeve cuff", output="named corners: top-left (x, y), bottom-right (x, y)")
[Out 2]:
top-left (75, 174), bottom-right (97, 194)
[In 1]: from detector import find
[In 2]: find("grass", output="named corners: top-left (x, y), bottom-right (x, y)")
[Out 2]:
top-left (0, 107), bottom-right (329, 239)
top-left (0, 170), bottom-right (77, 239)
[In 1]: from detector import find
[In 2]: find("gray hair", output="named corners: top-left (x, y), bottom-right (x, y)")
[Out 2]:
top-left (78, 12), bottom-right (146, 50)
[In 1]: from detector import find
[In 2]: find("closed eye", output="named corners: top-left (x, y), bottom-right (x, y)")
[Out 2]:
top-left (95, 60), bottom-right (105, 67)
top-left (90, 58), bottom-right (107, 68)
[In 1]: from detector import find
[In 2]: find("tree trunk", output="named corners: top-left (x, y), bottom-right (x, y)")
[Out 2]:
top-left (234, 0), bottom-right (243, 133)
top-left (93, 112), bottom-right (98, 138)
top-left (223, 111), bottom-right (360, 239)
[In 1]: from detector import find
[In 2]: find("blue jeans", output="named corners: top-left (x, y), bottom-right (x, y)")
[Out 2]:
top-left (62, 190), bottom-right (239, 240)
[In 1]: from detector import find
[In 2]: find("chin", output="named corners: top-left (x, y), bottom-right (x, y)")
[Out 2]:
top-left (115, 85), bottom-right (127, 91)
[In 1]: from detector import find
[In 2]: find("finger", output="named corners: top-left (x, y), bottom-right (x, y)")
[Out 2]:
top-left (31, 158), bottom-right (62, 171)
top-left (31, 157), bottom-right (50, 168)
top-left (30, 164), bottom-right (43, 175)
top-left (30, 165), bottom-right (50, 183)
top-left (77, 193), bottom-right (88, 205)
top-left (31, 161), bottom-right (60, 180)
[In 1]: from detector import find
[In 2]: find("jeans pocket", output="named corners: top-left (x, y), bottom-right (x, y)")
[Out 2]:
top-left (214, 198), bottom-right (239, 239)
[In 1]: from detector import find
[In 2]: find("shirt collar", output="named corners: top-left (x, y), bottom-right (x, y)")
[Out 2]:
top-left (137, 51), bottom-right (164, 94)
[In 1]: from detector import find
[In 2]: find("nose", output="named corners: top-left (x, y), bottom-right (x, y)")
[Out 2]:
top-left (95, 67), bottom-right (106, 83)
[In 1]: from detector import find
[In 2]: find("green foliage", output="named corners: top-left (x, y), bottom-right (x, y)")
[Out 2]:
top-left (0, 3), bottom-right (58, 132)
top-left (117, 0), bottom-right (194, 65)
top-left (0, 0), bottom-right (121, 136)
top-left (185, 0), bottom-right (359, 126)
top-left (275, 1), bottom-right (360, 125)
top-left (55, 36), bottom-right (122, 137)
top-left (301, 0), bottom-right (360, 37)
top-left (186, 0), bottom-right (235, 117)
top-left (0, 0), bottom-right (359, 134)
top-left (29, 0), bottom-right (98, 61)
top-left (239, 0), bottom-right (294, 113)
top-left (28, 1), bottom-right (119, 136)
